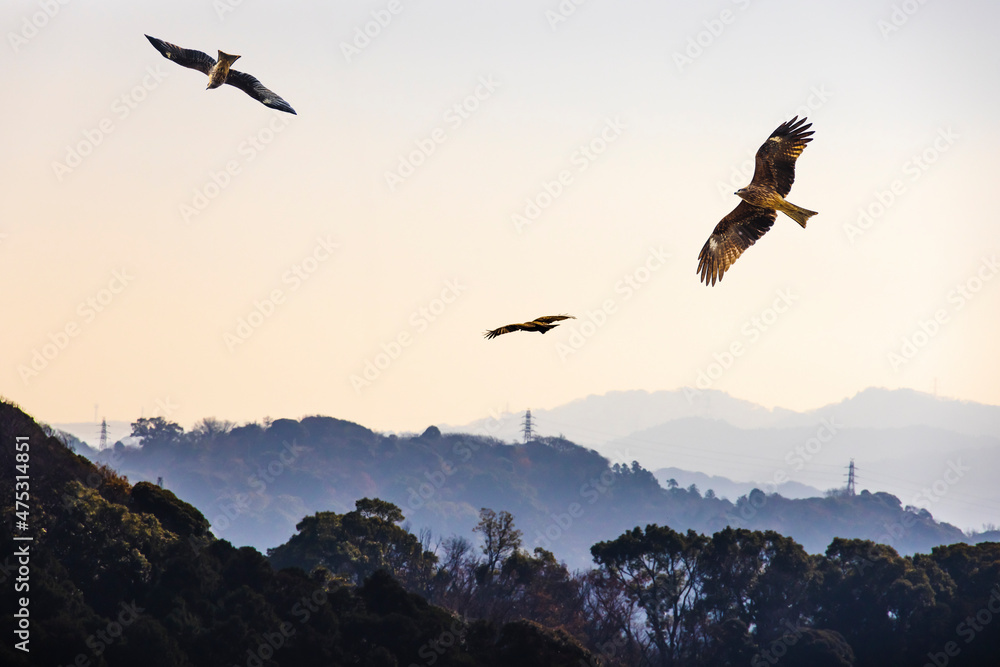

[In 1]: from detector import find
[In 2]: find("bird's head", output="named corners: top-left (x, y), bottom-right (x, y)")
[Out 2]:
top-left (734, 187), bottom-right (747, 196)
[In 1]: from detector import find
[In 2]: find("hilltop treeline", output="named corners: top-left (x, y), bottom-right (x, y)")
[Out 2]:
top-left (86, 414), bottom-right (977, 569)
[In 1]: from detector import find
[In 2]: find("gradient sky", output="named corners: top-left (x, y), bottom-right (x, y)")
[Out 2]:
top-left (3, 0), bottom-right (999, 434)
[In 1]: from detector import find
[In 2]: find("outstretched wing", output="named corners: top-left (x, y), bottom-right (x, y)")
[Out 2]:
top-left (225, 70), bottom-right (297, 115)
top-left (533, 314), bottom-right (575, 324)
top-left (749, 116), bottom-right (813, 197)
top-left (484, 323), bottom-right (530, 340)
top-left (145, 35), bottom-right (215, 75)
top-left (697, 201), bottom-right (777, 286)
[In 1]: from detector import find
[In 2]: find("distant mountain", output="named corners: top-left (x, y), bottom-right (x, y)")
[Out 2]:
top-left (443, 389), bottom-right (794, 446)
top-left (448, 387), bottom-right (1000, 444)
top-left (600, 419), bottom-right (1000, 535)
top-left (775, 387), bottom-right (1000, 437)
top-left (448, 388), bottom-right (1000, 534)
top-left (79, 411), bottom-right (995, 570)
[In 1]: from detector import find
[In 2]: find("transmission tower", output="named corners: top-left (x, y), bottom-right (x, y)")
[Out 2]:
top-left (845, 459), bottom-right (857, 496)
top-left (522, 409), bottom-right (534, 443)
top-left (99, 418), bottom-right (108, 450)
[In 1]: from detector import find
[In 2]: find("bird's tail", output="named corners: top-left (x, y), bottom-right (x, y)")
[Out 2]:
top-left (217, 51), bottom-right (241, 66)
top-left (779, 200), bottom-right (818, 228)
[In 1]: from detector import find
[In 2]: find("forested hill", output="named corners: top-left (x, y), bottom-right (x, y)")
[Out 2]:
top-left (0, 399), bottom-right (596, 666)
top-left (9, 400), bottom-right (1000, 667)
top-left (76, 413), bottom-right (991, 569)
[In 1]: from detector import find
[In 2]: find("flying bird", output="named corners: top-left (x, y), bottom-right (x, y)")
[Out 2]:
top-left (483, 315), bottom-right (575, 340)
top-left (145, 35), bottom-right (296, 114)
top-left (697, 116), bottom-right (816, 286)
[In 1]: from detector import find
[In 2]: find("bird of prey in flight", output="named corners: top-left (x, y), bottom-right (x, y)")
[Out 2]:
top-left (697, 116), bottom-right (816, 285)
top-left (483, 315), bottom-right (575, 340)
top-left (145, 35), bottom-right (296, 114)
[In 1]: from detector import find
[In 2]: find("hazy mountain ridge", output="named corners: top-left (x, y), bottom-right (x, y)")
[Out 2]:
top-left (444, 388), bottom-right (1000, 532)
top-left (652, 467), bottom-right (824, 501)
top-left (11, 399), bottom-right (1000, 666)
top-left (447, 387), bottom-right (1000, 441)
top-left (73, 411), bottom-right (995, 570)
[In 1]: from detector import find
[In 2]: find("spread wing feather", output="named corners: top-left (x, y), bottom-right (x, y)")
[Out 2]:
top-left (484, 323), bottom-right (533, 340)
top-left (483, 315), bottom-right (574, 339)
top-left (750, 116), bottom-right (813, 197)
top-left (225, 70), bottom-right (297, 115)
top-left (532, 314), bottom-right (575, 324)
top-left (145, 35), bottom-right (215, 75)
top-left (697, 201), bottom-right (778, 286)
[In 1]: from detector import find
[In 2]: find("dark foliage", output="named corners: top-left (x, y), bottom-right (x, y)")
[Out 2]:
top-left (0, 400), bottom-right (596, 667)
top-left (3, 399), bottom-right (999, 666)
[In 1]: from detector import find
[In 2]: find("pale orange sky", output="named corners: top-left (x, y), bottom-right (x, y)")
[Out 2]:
top-left (3, 0), bottom-right (999, 432)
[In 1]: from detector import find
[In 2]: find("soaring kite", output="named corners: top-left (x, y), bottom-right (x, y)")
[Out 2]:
top-left (145, 35), bottom-right (296, 114)
top-left (483, 315), bottom-right (575, 340)
top-left (697, 116), bottom-right (816, 285)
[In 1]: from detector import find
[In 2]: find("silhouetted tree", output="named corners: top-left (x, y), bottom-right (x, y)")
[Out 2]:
top-left (592, 524), bottom-right (707, 666)
top-left (267, 498), bottom-right (437, 591)
top-left (474, 508), bottom-right (523, 576)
